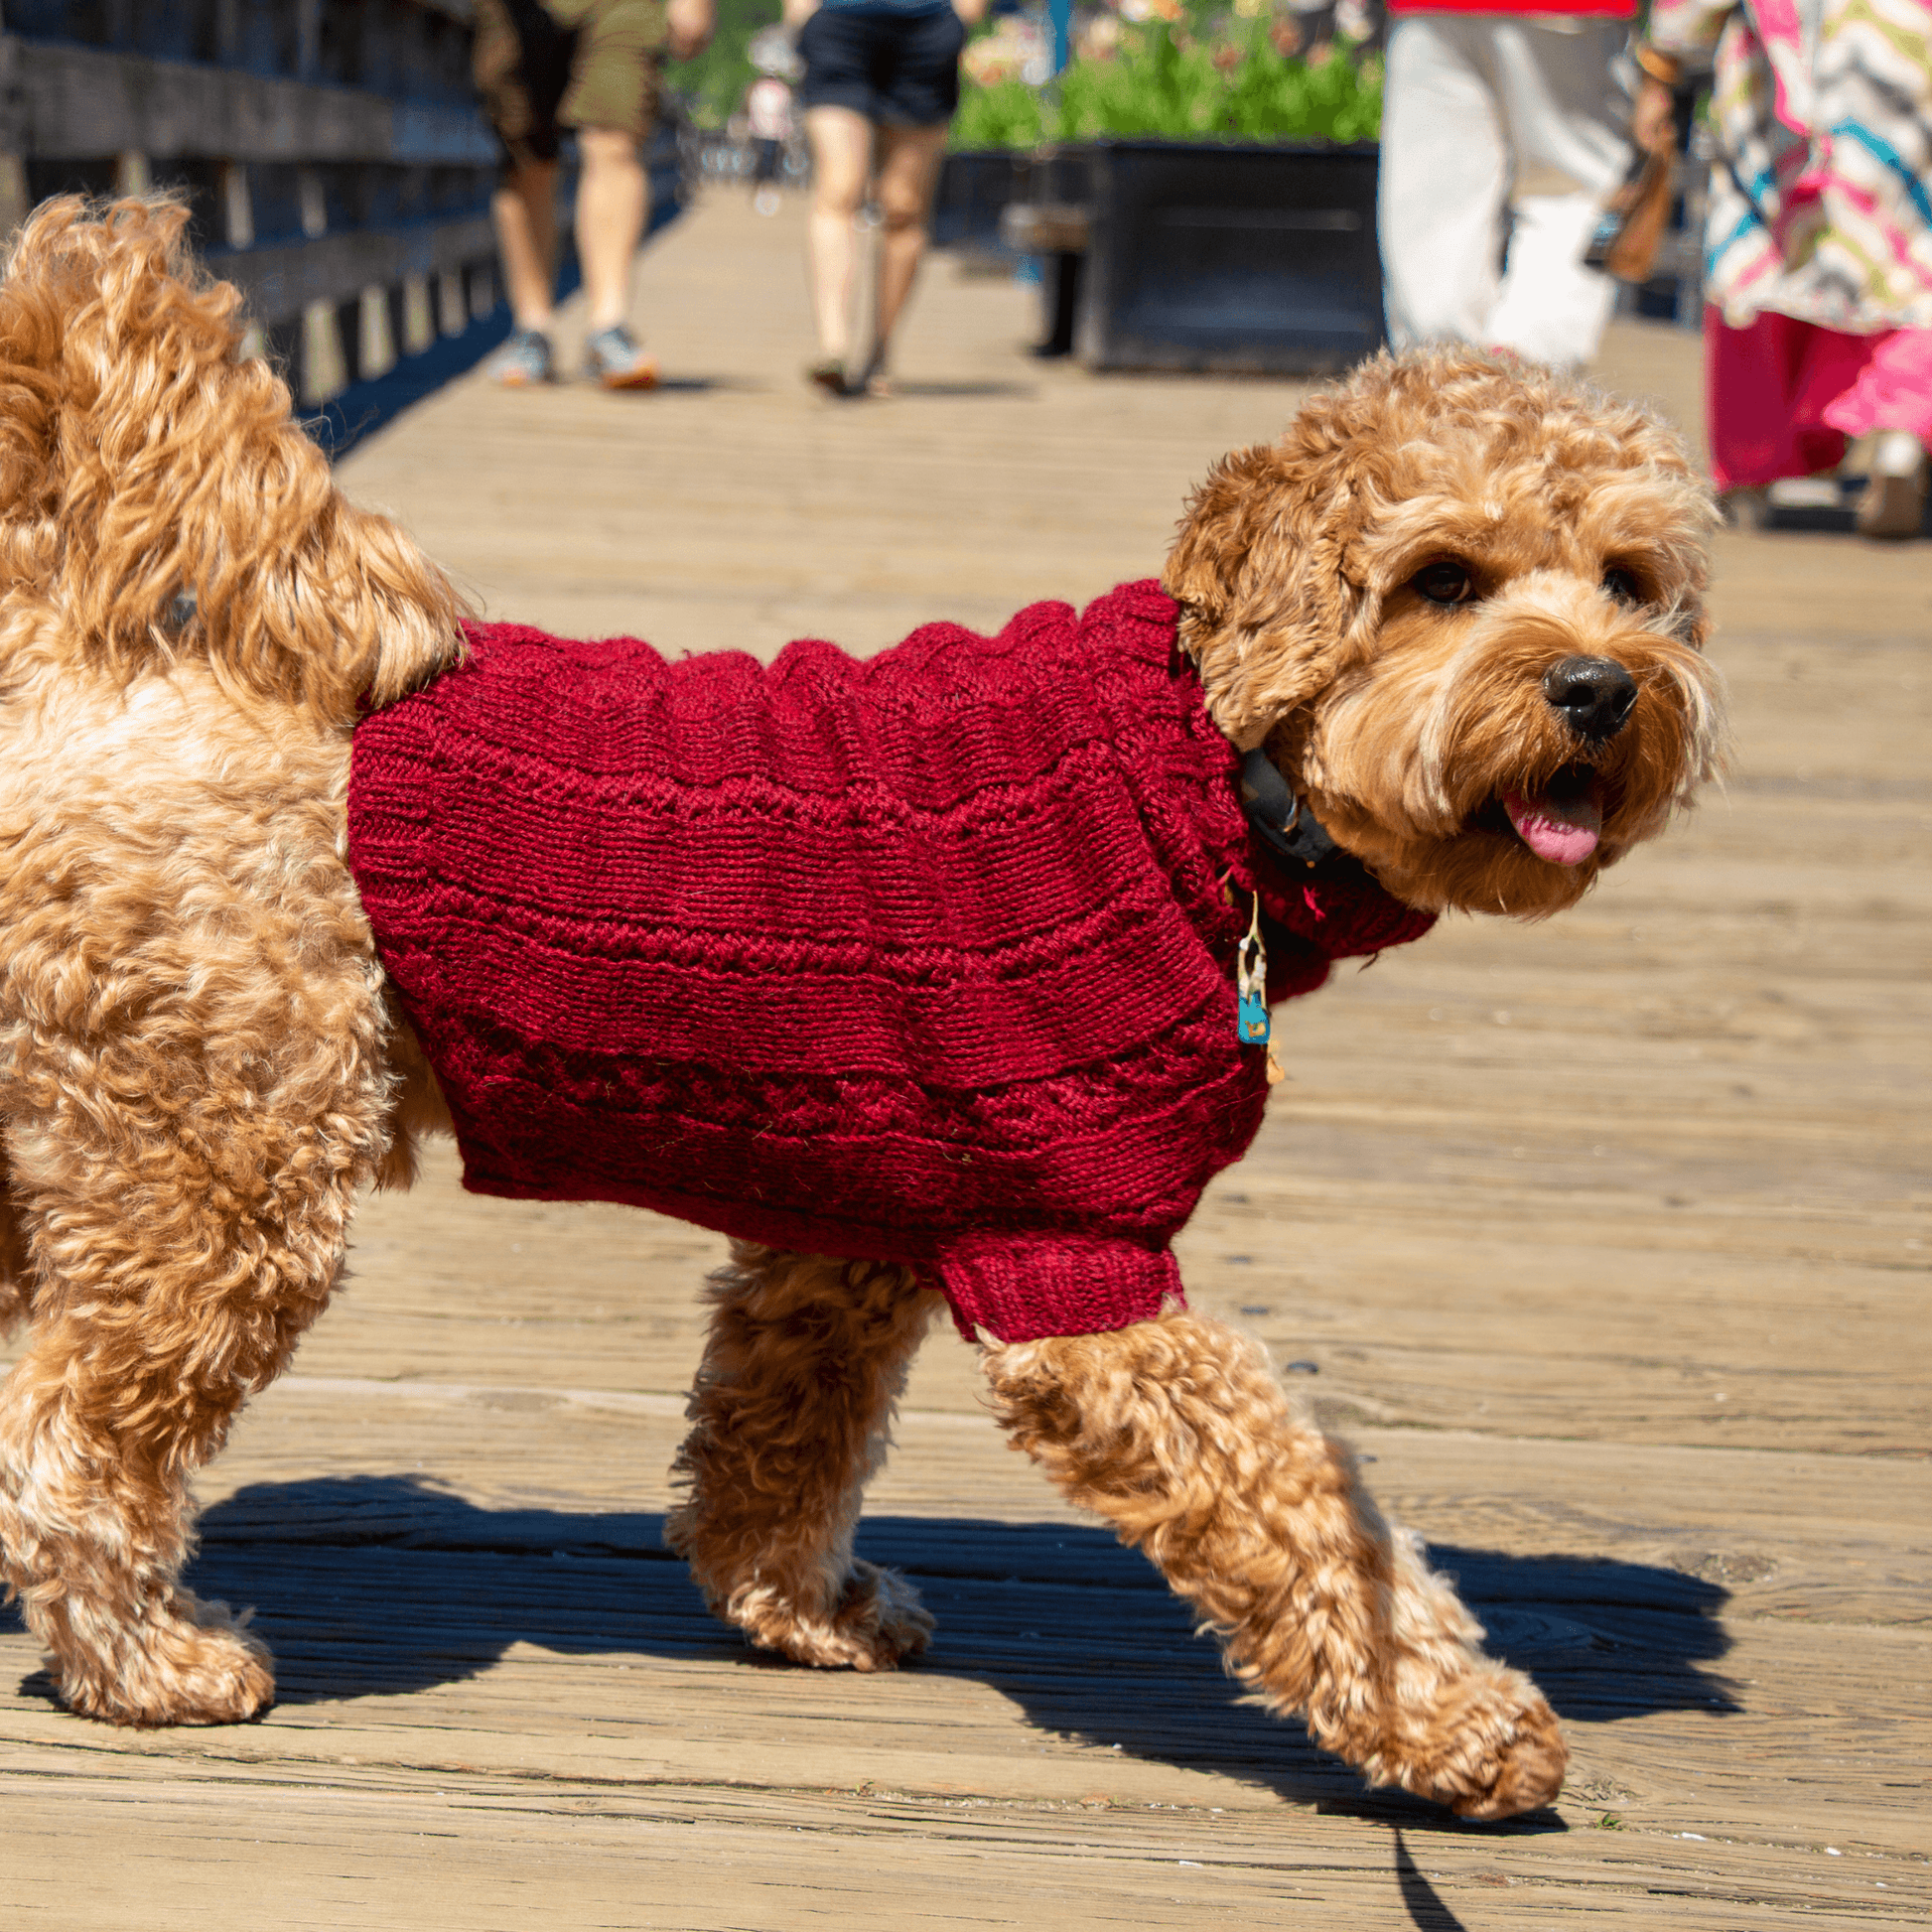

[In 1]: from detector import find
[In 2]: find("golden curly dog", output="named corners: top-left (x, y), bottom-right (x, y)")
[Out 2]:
top-left (0, 199), bottom-right (1725, 1820)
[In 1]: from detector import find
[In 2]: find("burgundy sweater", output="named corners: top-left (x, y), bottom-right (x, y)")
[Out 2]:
top-left (345, 582), bottom-right (1434, 1341)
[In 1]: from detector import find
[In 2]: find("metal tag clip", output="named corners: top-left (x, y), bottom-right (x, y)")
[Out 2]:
top-left (1236, 893), bottom-right (1269, 1045)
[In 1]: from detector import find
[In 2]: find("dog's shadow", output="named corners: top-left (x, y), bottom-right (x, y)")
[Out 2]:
top-left (7, 1473), bottom-right (1734, 1826)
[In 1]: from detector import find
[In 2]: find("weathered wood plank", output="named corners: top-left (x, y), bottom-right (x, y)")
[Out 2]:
top-left (218, 216), bottom-right (494, 329)
top-left (5, 37), bottom-right (494, 165)
top-left (7, 1759), bottom-right (1916, 1932)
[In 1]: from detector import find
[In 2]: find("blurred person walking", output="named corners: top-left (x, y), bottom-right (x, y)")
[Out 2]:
top-left (744, 65), bottom-right (797, 217)
top-left (1642, 0), bottom-right (1932, 537)
top-left (476, 0), bottom-right (715, 389)
top-left (1378, 0), bottom-right (1636, 368)
top-left (785, 0), bottom-right (989, 397)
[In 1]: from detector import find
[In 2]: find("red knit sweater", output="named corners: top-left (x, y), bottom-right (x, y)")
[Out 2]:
top-left (346, 582), bottom-right (1434, 1342)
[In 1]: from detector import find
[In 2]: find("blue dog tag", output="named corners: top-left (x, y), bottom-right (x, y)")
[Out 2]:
top-left (1238, 984), bottom-right (1270, 1043)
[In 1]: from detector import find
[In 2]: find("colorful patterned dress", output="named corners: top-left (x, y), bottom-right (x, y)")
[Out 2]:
top-left (1650, 0), bottom-right (1932, 488)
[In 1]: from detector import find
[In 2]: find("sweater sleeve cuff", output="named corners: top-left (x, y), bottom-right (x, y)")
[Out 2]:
top-left (934, 1232), bottom-right (1184, 1343)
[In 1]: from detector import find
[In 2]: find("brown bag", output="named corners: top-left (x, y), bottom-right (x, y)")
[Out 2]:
top-left (1585, 146), bottom-right (1678, 284)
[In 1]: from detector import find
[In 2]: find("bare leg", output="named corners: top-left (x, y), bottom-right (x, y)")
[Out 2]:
top-left (802, 105), bottom-right (873, 366)
top-left (667, 1244), bottom-right (939, 1669)
top-left (868, 121), bottom-right (948, 387)
top-left (575, 126), bottom-right (649, 333)
top-left (491, 159), bottom-right (561, 332)
top-left (983, 1310), bottom-right (1567, 1819)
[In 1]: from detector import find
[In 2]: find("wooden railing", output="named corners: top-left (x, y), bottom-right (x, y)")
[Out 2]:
top-left (0, 1), bottom-right (505, 412)
top-left (0, 2), bottom-right (692, 449)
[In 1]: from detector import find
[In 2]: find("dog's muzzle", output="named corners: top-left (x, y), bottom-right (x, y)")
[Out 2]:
top-left (1543, 655), bottom-right (1636, 743)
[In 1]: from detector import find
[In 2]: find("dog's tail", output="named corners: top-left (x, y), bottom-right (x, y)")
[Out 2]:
top-left (0, 194), bottom-right (465, 721)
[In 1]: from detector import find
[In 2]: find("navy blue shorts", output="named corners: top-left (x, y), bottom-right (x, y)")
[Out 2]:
top-left (797, 5), bottom-right (966, 128)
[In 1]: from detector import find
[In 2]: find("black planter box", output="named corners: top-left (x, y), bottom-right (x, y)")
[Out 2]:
top-left (1077, 140), bottom-right (1383, 374)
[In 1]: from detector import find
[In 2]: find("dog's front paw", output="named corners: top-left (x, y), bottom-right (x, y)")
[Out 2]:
top-left (734, 1558), bottom-right (934, 1672)
top-left (59, 1592), bottom-right (275, 1727)
top-left (1379, 1662), bottom-right (1567, 1820)
top-left (1449, 1690), bottom-right (1568, 1821)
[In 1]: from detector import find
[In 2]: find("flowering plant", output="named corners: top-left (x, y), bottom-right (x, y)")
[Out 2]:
top-left (950, 5), bottom-right (1381, 150)
top-left (961, 13), bottom-right (1054, 87)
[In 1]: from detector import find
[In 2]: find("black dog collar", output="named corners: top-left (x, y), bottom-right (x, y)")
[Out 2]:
top-left (1238, 747), bottom-right (1342, 870)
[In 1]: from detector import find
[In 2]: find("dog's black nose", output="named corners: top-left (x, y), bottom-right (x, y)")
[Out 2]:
top-left (1543, 655), bottom-right (1637, 741)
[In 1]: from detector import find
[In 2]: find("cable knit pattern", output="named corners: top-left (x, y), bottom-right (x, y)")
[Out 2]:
top-left (346, 582), bottom-right (1434, 1341)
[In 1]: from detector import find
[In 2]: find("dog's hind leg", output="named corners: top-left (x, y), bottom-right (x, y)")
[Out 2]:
top-left (666, 1244), bottom-right (940, 1670)
top-left (0, 764), bottom-right (397, 1725)
top-left (983, 1309), bottom-right (1568, 1820)
top-left (0, 1010), bottom-right (391, 1724)
top-left (0, 1017), bottom-right (391, 1725)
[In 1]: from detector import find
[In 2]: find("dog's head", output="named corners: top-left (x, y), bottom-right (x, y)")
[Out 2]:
top-left (1166, 348), bottom-right (1726, 917)
top-left (0, 194), bottom-right (463, 722)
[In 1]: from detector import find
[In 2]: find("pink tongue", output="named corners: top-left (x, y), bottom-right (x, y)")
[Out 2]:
top-left (1503, 789), bottom-right (1601, 865)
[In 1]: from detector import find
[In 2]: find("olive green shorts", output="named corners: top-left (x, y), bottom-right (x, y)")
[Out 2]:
top-left (474, 0), bottom-right (668, 171)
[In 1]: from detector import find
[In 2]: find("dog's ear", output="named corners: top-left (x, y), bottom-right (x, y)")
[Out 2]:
top-left (0, 195), bottom-right (464, 720)
top-left (1163, 421), bottom-right (1376, 752)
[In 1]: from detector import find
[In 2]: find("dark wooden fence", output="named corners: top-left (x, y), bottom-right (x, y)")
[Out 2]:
top-left (0, 1), bottom-right (689, 448)
top-left (0, 1), bottom-right (502, 409)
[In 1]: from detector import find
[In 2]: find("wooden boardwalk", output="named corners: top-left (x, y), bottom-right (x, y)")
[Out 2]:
top-left (4, 191), bottom-right (1927, 1928)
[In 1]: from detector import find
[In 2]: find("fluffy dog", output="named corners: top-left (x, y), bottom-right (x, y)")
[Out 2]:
top-left (0, 199), bottom-right (1725, 1820)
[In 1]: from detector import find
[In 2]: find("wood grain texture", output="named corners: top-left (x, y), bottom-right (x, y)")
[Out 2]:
top-left (2, 191), bottom-right (1926, 1926)
top-left (219, 217), bottom-right (496, 329)
top-left (4, 37), bottom-right (494, 166)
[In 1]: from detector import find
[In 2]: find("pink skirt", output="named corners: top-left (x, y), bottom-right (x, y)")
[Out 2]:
top-left (1705, 309), bottom-right (1932, 491)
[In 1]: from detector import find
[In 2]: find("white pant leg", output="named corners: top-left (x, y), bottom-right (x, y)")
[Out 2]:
top-left (1486, 187), bottom-right (1620, 365)
top-left (1378, 15), bottom-right (1510, 351)
top-left (1484, 19), bottom-right (1633, 367)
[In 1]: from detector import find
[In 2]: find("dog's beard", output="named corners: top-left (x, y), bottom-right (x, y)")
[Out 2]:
top-left (1290, 586), bottom-right (1726, 918)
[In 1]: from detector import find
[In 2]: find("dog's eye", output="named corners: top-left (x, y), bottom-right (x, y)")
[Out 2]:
top-left (1413, 561), bottom-right (1475, 607)
top-left (1602, 565), bottom-right (1644, 605)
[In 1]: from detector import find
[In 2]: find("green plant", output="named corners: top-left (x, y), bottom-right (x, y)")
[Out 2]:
top-left (950, 73), bottom-right (1049, 151)
top-left (1055, 19), bottom-right (1228, 141)
top-left (1212, 36), bottom-right (1382, 142)
top-left (950, 14), bottom-right (1382, 151)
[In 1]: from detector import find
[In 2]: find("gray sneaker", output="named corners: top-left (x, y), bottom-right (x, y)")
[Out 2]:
top-left (584, 324), bottom-right (658, 390)
top-left (488, 327), bottom-right (554, 388)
